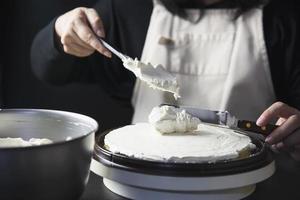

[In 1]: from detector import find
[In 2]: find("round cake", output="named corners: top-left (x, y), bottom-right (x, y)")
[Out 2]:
top-left (104, 123), bottom-right (256, 163)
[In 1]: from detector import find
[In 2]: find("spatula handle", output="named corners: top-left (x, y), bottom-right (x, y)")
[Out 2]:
top-left (237, 120), bottom-right (278, 136)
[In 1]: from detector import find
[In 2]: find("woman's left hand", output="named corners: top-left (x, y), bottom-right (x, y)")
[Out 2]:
top-left (256, 102), bottom-right (300, 161)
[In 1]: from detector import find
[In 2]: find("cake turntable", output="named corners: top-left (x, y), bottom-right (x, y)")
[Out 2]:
top-left (91, 128), bottom-right (275, 200)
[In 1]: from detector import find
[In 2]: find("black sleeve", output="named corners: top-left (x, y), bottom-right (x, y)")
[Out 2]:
top-left (30, 0), bottom-right (137, 100)
top-left (264, 0), bottom-right (300, 110)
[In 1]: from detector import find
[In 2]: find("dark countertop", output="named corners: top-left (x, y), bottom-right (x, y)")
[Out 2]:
top-left (81, 153), bottom-right (300, 200)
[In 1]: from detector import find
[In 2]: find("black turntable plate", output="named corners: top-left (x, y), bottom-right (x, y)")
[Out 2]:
top-left (93, 128), bottom-right (274, 177)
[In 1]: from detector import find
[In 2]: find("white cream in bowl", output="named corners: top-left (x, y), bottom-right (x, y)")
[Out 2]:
top-left (0, 137), bottom-right (53, 148)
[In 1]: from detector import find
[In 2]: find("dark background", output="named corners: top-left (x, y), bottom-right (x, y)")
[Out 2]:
top-left (1, 0), bottom-right (133, 133)
top-left (1, 1), bottom-right (300, 200)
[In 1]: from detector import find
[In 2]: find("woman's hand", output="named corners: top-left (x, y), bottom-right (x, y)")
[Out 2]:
top-left (55, 7), bottom-right (111, 58)
top-left (257, 102), bottom-right (300, 161)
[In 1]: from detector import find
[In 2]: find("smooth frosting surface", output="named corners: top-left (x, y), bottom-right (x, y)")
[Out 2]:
top-left (122, 57), bottom-right (180, 99)
top-left (149, 105), bottom-right (201, 134)
top-left (0, 137), bottom-right (53, 148)
top-left (104, 123), bottom-right (256, 163)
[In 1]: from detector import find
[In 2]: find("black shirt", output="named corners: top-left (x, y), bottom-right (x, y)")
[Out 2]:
top-left (30, 0), bottom-right (300, 110)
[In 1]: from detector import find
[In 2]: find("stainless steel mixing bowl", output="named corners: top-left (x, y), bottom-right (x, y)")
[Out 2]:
top-left (0, 109), bottom-right (98, 200)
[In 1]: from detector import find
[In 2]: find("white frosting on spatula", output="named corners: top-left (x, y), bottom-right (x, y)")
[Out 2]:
top-left (122, 57), bottom-right (180, 99)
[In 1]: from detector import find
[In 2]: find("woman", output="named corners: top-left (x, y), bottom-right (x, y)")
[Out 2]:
top-left (31, 0), bottom-right (300, 160)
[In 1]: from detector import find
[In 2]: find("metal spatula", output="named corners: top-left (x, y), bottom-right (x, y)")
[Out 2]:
top-left (99, 39), bottom-right (130, 61)
top-left (160, 104), bottom-right (278, 136)
top-left (99, 39), bottom-right (180, 98)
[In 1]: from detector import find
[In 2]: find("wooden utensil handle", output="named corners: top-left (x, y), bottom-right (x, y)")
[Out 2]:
top-left (237, 120), bottom-right (278, 135)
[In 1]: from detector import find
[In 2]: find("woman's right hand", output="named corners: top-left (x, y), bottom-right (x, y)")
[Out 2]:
top-left (55, 7), bottom-right (112, 58)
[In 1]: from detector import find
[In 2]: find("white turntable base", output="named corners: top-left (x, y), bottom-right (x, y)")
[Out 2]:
top-left (91, 159), bottom-right (275, 200)
top-left (103, 178), bottom-right (255, 200)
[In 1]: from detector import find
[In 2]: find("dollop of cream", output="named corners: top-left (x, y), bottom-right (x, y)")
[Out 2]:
top-left (0, 137), bottom-right (53, 148)
top-left (149, 105), bottom-right (201, 134)
top-left (122, 57), bottom-right (180, 99)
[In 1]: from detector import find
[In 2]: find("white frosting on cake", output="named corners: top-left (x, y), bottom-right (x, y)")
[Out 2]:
top-left (0, 138), bottom-right (53, 148)
top-left (122, 57), bottom-right (180, 99)
top-left (149, 105), bottom-right (201, 134)
top-left (104, 123), bottom-right (256, 163)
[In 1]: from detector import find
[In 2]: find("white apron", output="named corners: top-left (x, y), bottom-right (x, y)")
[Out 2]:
top-left (131, 0), bottom-right (276, 123)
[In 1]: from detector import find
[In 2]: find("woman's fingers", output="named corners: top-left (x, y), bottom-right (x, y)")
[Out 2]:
top-left (63, 43), bottom-right (94, 57)
top-left (256, 102), bottom-right (297, 126)
top-left (85, 8), bottom-right (106, 38)
top-left (275, 117), bottom-right (286, 126)
top-left (265, 114), bottom-right (300, 144)
top-left (257, 102), bottom-right (300, 162)
top-left (256, 101), bottom-right (300, 144)
top-left (72, 18), bottom-right (110, 57)
top-left (55, 7), bottom-right (111, 58)
top-left (283, 129), bottom-right (300, 147)
top-left (61, 30), bottom-right (94, 51)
